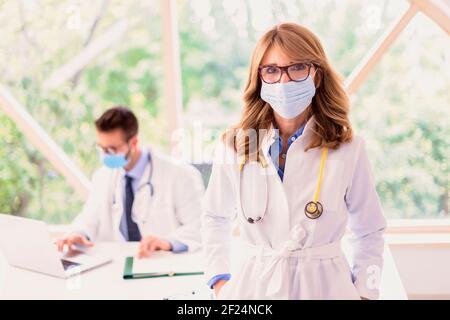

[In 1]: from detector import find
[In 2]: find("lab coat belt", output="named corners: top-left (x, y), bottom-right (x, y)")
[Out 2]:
top-left (246, 240), bottom-right (342, 259)
top-left (243, 240), bottom-right (342, 298)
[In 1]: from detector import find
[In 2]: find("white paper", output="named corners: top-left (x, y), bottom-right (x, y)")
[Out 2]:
top-left (132, 251), bottom-right (204, 275)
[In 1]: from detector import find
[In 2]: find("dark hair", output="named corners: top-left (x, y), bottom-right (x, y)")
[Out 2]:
top-left (95, 106), bottom-right (138, 140)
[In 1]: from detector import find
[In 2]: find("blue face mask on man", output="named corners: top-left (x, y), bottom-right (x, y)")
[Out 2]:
top-left (260, 75), bottom-right (316, 119)
top-left (100, 143), bottom-right (131, 169)
top-left (102, 153), bottom-right (130, 169)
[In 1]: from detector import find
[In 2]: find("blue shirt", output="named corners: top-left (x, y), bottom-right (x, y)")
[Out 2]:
top-left (268, 124), bottom-right (306, 181)
top-left (119, 149), bottom-right (188, 253)
top-left (207, 124), bottom-right (306, 289)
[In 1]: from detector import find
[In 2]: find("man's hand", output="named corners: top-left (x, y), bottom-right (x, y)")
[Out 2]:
top-left (213, 280), bottom-right (228, 297)
top-left (138, 236), bottom-right (172, 258)
top-left (56, 233), bottom-right (94, 252)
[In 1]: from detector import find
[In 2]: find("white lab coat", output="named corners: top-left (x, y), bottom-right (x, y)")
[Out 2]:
top-left (202, 116), bottom-right (387, 300)
top-left (70, 148), bottom-right (205, 251)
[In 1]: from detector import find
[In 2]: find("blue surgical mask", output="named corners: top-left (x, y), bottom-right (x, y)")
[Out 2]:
top-left (102, 153), bottom-right (130, 169)
top-left (260, 75), bottom-right (316, 119)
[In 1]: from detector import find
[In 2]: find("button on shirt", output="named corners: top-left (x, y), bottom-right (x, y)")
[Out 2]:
top-left (119, 149), bottom-right (188, 252)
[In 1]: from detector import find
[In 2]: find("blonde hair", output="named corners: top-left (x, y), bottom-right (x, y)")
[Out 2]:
top-left (223, 23), bottom-right (353, 162)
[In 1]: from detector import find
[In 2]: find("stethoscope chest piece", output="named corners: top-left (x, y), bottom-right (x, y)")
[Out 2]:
top-left (304, 201), bottom-right (323, 219)
top-left (247, 216), bottom-right (262, 224)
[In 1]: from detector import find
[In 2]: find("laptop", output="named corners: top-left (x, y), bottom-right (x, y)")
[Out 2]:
top-left (0, 214), bottom-right (111, 278)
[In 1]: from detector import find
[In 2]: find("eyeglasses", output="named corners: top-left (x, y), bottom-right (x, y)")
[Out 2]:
top-left (96, 141), bottom-right (129, 155)
top-left (258, 62), bottom-right (315, 84)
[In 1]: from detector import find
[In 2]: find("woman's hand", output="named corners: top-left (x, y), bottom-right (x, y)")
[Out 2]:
top-left (138, 236), bottom-right (172, 258)
top-left (213, 279), bottom-right (228, 297)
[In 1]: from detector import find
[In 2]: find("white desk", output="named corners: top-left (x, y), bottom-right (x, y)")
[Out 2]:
top-left (0, 241), bottom-right (407, 300)
top-left (0, 242), bottom-right (208, 300)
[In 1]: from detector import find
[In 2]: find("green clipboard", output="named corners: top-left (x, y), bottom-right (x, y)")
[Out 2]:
top-left (123, 256), bottom-right (204, 280)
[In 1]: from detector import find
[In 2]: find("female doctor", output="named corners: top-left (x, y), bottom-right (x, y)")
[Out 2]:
top-left (202, 23), bottom-right (386, 300)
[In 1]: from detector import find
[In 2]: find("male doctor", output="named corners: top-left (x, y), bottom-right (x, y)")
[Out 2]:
top-left (57, 106), bottom-right (204, 257)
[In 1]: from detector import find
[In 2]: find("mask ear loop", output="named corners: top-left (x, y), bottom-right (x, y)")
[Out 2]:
top-left (124, 139), bottom-right (133, 161)
top-left (310, 64), bottom-right (322, 89)
top-left (124, 136), bottom-right (139, 165)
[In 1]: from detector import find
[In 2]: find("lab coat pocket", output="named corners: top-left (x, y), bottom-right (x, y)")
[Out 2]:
top-left (216, 255), bottom-right (254, 300)
top-left (336, 257), bottom-right (361, 300)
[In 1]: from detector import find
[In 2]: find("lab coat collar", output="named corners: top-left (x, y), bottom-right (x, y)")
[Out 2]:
top-left (137, 147), bottom-right (153, 190)
top-left (260, 114), bottom-right (316, 157)
top-left (116, 146), bottom-right (152, 185)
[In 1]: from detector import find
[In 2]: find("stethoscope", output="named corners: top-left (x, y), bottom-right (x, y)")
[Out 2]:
top-left (238, 147), bottom-right (328, 223)
top-left (112, 151), bottom-right (154, 205)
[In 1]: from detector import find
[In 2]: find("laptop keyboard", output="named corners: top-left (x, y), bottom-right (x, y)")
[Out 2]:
top-left (61, 259), bottom-right (81, 271)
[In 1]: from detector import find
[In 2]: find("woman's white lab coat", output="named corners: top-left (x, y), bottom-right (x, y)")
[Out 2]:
top-left (202, 116), bottom-right (387, 300)
top-left (70, 148), bottom-right (204, 251)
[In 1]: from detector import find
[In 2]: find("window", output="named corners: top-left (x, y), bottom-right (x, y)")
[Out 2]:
top-left (0, 0), bottom-right (448, 222)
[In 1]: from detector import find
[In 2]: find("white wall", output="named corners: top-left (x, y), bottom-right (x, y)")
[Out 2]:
top-left (389, 241), bottom-right (450, 299)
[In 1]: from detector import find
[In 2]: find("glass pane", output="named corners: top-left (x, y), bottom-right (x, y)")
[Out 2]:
top-left (177, 0), bottom-right (448, 219)
top-left (0, 0), bottom-right (165, 223)
top-left (352, 12), bottom-right (450, 219)
top-left (177, 0), bottom-right (408, 160)
top-left (0, 0), bottom-right (448, 222)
